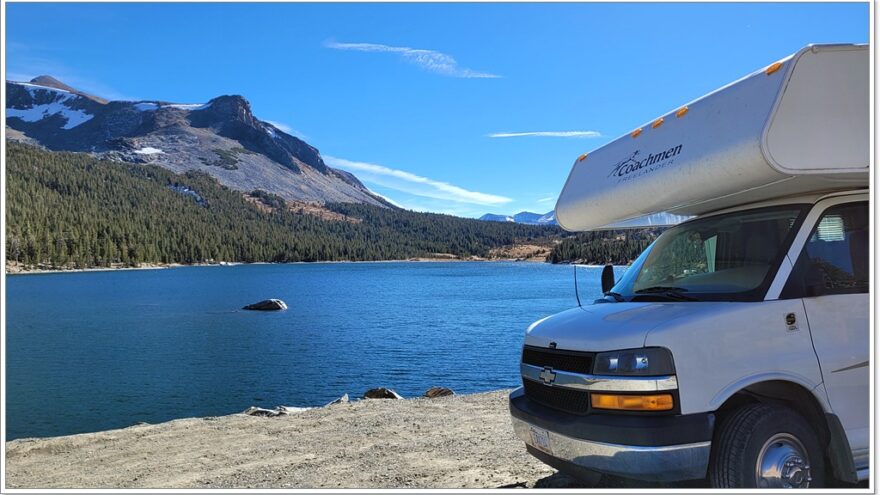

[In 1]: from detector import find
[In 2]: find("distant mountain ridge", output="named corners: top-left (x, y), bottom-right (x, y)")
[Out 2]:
top-left (5, 76), bottom-right (389, 206)
top-left (479, 211), bottom-right (557, 225)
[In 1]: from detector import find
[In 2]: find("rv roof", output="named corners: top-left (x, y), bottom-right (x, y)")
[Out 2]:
top-left (554, 43), bottom-right (868, 232)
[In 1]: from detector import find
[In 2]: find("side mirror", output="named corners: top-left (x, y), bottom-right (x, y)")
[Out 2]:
top-left (601, 264), bottom-right (615, 293)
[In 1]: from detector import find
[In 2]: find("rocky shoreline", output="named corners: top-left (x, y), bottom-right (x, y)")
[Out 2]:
top-left (5, 256), bottom-right (548, 275)
top-left (5, 390), bottom-right (590, 489)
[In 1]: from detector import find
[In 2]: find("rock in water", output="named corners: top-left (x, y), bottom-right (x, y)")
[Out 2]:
top-left (363, 388), bottom-right (403, 400)
top-left (242, 299), bottom-right (287, 311)
top-left (424, 387), bottom-right (455, 398)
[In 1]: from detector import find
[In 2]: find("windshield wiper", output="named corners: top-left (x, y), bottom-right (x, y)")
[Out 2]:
top-left (635, 286), bottom-right (690, 293)
top-left (633, 286), bottom-right (698, 301)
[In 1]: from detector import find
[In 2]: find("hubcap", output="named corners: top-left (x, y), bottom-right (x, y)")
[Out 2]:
top-left (755, 433), bottom-right (812, 488)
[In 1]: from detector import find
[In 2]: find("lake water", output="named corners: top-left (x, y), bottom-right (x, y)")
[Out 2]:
top-left (6, 262), bottom-right (609, 440)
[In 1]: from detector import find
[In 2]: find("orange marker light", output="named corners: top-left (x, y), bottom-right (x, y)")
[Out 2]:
top-left (675, 106), bottom-right (689, 118)
top-left (652, 118), bottom-right (664, 129)
top-left (577, 153), bottom-right (588, 162)
top-left (591, 393), bottom-right (674, 411)
top-left (631, 128), bottom-right (643, 138)
top-left (766, 62), bottom-right (783, 75)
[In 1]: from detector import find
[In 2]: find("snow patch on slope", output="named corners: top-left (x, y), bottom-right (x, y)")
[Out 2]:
top-left (165, 103), bottom-right (211, 111)
top-left (15, 82), bottom-right (72, 96)
top-left (134, 102), bottom-right (159, 111)
top-left (7, 101), bottom-right (94, 129)
top-left (134, 147), bottom-right (164, 155)
top-left (133, 101), bottom-right (210, 112)
top-left (7, 82), bottom-right (94, 129)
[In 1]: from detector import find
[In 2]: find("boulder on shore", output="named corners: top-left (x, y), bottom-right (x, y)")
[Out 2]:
top-left (242, 299), bottom-right (287, 311)
top-left (242, 405), bottom-right (309, 417)
top-left (424, 387), bottom-right (455, 399)
top-left (363, 388), bottom-right (403, 400)
top-left (324, 394), bottom-right (350, 407)
top-left (242, 406), bottom-right (283, 417)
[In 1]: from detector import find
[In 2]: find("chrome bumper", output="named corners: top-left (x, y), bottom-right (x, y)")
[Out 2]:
top-left (511, 415), bottom-right (711, 482)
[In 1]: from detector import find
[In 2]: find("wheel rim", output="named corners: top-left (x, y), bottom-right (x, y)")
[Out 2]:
top-left (755, 433), bottom-right (812, 488)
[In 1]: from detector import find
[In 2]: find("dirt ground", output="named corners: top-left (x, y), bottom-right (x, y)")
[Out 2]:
top-left (7, 386), bottom-right (864, 490)
top-left (5, 390), bottom-right (604, 489)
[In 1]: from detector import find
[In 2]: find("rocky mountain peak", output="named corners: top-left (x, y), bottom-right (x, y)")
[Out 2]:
top-left (28, 75), bottom-right (108, 104)
top-left (6, 77), bottom-right (389, 207)
top-left (29, 75), bottom-right (72, 90)
top-left (203, 95), bottom-right (255, 123)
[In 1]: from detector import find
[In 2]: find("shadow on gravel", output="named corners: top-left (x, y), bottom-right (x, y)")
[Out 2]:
top-left (532, 472), bottom-right (591, 488)
top-left (524, 472), bottom-right (709, 489)
top-left (507, 471), bottom-right (869, 489)
top-left (495, 472), bottom-right (592, 488)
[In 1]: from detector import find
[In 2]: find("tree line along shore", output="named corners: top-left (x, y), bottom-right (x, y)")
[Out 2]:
top-left (5, 142), bottom-right (658, 271)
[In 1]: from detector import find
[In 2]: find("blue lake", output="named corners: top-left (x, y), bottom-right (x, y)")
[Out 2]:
top-left (6, 262), bottom-right (607, 440)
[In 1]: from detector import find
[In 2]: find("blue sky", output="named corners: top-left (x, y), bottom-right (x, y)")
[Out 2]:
top-left (6, 2), bottom-right (869, 217)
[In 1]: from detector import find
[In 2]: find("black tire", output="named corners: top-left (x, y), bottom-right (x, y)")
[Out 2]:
top-left (709, 403), bottom-right (825, 488)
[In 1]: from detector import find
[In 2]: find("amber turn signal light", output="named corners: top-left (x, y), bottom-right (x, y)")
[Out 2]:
top-left (591, 393), bottom-right (674, 411)
top-left (765, 61), bottom-right (783, 75)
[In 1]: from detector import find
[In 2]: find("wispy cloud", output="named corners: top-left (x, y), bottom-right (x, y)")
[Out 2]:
top-left (265, 120), bottom-right (308, 140)
top-left (488, 131), bottom-right (602, 139)
top-left (325, 156), bottom-right (512, 206)
top-left (325, 41), bottom-right (500, 79)
top-left (265, 120), bottom-right (293, 133)
top-left (537, 196), bottom-right (557, 203)
top-left (363, 187), bottom-right (404, 208)
top-left (372, 194), bottom-right (489, 218)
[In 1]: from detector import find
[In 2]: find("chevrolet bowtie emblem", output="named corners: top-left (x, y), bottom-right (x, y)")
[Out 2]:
top-left (539, 366), bottom-right (557, 385)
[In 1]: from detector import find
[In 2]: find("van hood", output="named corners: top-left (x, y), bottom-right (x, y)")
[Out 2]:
top-left (524, 302), bottom-right (697, 352)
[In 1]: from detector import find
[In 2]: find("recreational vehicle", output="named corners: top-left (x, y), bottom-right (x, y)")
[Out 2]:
top-left (510, 44), bottom-right (869, 488)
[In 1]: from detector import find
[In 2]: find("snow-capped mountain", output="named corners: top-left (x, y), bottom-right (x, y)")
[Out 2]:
top-left (5, 77), bottom-right (389, 206)
top-left (478, 213), bottom-right (516, 223)
top-left (479, 211), bottom-right (557, 225)
top-left (534, 211), bottom-right (556, 225)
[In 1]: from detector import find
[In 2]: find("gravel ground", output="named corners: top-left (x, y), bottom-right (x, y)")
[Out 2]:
top-left (9, 389), bottom-right (864, 490)
top-left (5, 390), bottom-right (601, 489)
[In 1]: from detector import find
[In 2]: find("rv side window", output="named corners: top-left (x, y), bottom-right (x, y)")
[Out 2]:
top-left (782, 201), bottom-right (869, 298)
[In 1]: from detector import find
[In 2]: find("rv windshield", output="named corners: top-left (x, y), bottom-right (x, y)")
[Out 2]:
top-left (609, 205), bottom-right (808, 302)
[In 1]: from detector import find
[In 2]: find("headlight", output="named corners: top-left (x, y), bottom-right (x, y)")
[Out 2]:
top-left (593, 347), bottom-right (675, 376)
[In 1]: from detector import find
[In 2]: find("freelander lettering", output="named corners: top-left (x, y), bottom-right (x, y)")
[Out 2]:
top-left (608, 144), bottom-right (683, 178)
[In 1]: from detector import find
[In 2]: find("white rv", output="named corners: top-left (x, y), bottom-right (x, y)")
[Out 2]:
top-left (510, 44), bottom-right (869, 488)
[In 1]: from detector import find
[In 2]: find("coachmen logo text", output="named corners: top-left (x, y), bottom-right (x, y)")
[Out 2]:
top-left (607, 145), bottom-right (683, 182)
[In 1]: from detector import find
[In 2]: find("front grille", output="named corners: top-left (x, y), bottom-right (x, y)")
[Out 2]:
top-left (522, 379), bottom-right (591, 415)
top-left (521, 345), bottom-right (595, 374)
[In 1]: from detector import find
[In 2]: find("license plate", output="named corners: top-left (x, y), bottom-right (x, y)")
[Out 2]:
top-left (529, 426), bottom-right (552, 454)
